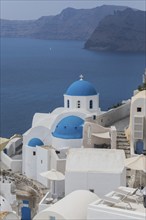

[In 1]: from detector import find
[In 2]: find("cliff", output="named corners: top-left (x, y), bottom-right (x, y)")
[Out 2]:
top-left (85, 8), bottom-right (146, 52)
top-left (0, 5), bottom-right (126, 40)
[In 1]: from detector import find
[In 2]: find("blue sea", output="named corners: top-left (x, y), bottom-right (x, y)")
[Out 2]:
top-left (1, 38), bottom-right (145, 137)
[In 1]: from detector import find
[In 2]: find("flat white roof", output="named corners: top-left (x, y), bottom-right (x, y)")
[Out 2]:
top-left (66, 148), bottom-right (125, 173)
top-left (89, 187), bottom-right (145, 219)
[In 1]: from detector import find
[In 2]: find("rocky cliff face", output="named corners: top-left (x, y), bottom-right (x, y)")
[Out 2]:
top-left (0, 5), bottom-right (126, 40)
top-left (85, 8), bottom-right (146, 52)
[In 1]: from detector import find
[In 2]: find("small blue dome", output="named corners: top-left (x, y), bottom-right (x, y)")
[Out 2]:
top-left (66, 80), bottom-right (97, 96)
top-left (28, 138), bottom-right (44, 147)
top-left (52, 116), bottom-right (84, 139)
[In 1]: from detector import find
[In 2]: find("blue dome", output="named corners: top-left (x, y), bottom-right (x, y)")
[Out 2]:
top-left (66, 80), bottom-right (97, 96)
top-left (28, 138), bottom-right (44, 147)
top-left (52, 116), bottom-right (84, 139)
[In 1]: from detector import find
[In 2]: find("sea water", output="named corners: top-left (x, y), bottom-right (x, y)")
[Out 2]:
top-left (1, 38), bottom-right (145, 137)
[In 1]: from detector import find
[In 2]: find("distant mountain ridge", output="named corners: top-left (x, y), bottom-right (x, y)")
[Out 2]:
top-left (0, 5), bottom-right (127, 40)
top-left (85, 8), bottom-right (146, 52)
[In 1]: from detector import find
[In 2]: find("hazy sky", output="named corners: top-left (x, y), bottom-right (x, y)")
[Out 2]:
top-left (1, 0), bottom-right (145, 20)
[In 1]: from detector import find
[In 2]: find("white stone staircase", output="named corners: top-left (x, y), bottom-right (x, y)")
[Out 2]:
top-left (116, 131), bottom-right (131, 185)
top-left (116, 131), bottom-right (131, 158)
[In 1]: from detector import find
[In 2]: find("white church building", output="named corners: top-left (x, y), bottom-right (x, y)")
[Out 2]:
top-left (22, 76), bottom-right (101, 183)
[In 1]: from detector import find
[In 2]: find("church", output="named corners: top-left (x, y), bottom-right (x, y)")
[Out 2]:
top-left (22, 76), bottom-right (101, 184)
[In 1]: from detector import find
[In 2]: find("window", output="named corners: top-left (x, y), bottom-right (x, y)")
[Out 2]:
top-left (77, 100), bottom-right (80, 108)
top-left (89, 100), bottom-right (93, 109)
top-left (41, 160), bottom-right (43, 164)
top-left (33, 151), bottom-right (36, 156)
top-left (89, 189), bottom-right (94, 193)
top-left (67, 100), bottom-right (70, 108)
top-left (137, 107), bottom-right (142, 112)
top-left (93, 115), bottom-right (96, 120)
top-left (3, 148), bottom-right (7, 154)
top-left (135, 140), bottom-right (144, 154)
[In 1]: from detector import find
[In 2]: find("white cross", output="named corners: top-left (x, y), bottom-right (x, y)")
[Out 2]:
top-left (79, 74), bottom-right (84, 80)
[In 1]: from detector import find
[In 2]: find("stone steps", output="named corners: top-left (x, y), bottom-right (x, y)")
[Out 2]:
top-left (117, 131), bottom-right (130, 155)
top-left (117, 140), bottom-right (129, 142)
top-left (116, 131), bottom-right (132, 184)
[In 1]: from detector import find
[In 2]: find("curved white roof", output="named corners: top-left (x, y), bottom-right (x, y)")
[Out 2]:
top-left (0, 196), bottom-right (12, 212)
top-left (66, 148), bottom-right (125, 173)
top-left (33, 190), bottom-right (99, 220)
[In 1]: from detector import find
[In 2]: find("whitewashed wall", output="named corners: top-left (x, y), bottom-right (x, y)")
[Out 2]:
top-left (86, 101), bottom-right (131, 127)
top-left (130, 96), bottom-right (146, 154)
top-left (37, 147), bottom-right (50, 187)
top-left (87, 201), bottom-right (145, 220)
top-left (65, 171), bottom-right (126, 197)
top-left (52, 137), bottom-right (82, 150)
top-left (23, 146), bottom-right (37, 179)
top-left (50, 150), bottom-right (66, 197)
top-left (64, 94), bottom-right (100, 113)
top-left (111, 126), bottom-right (117, 149)
top-left (0, 182), bottom-right (16, 204)
top-left (1, 151), bottom-right (22, 172)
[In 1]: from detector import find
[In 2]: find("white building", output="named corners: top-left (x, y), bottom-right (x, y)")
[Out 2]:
top-left (0, 176), bottom-right (16, 205)
top-left (1, 137), bottom-right (22, 172)
top-left (0, 195), bottom-right (19, 220)
top-left (87, 187), bottom-right (145, 220)
top-left (127, 90), bottom-right (146, 155)
top-left (0, 195), bottom-right (12, 212)
top-left (22, 77), bottom-right (101, 183)
top-left (65, 148), bottom-right (126, 196)
top-left (33, 190), bottom-right (99, 220)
